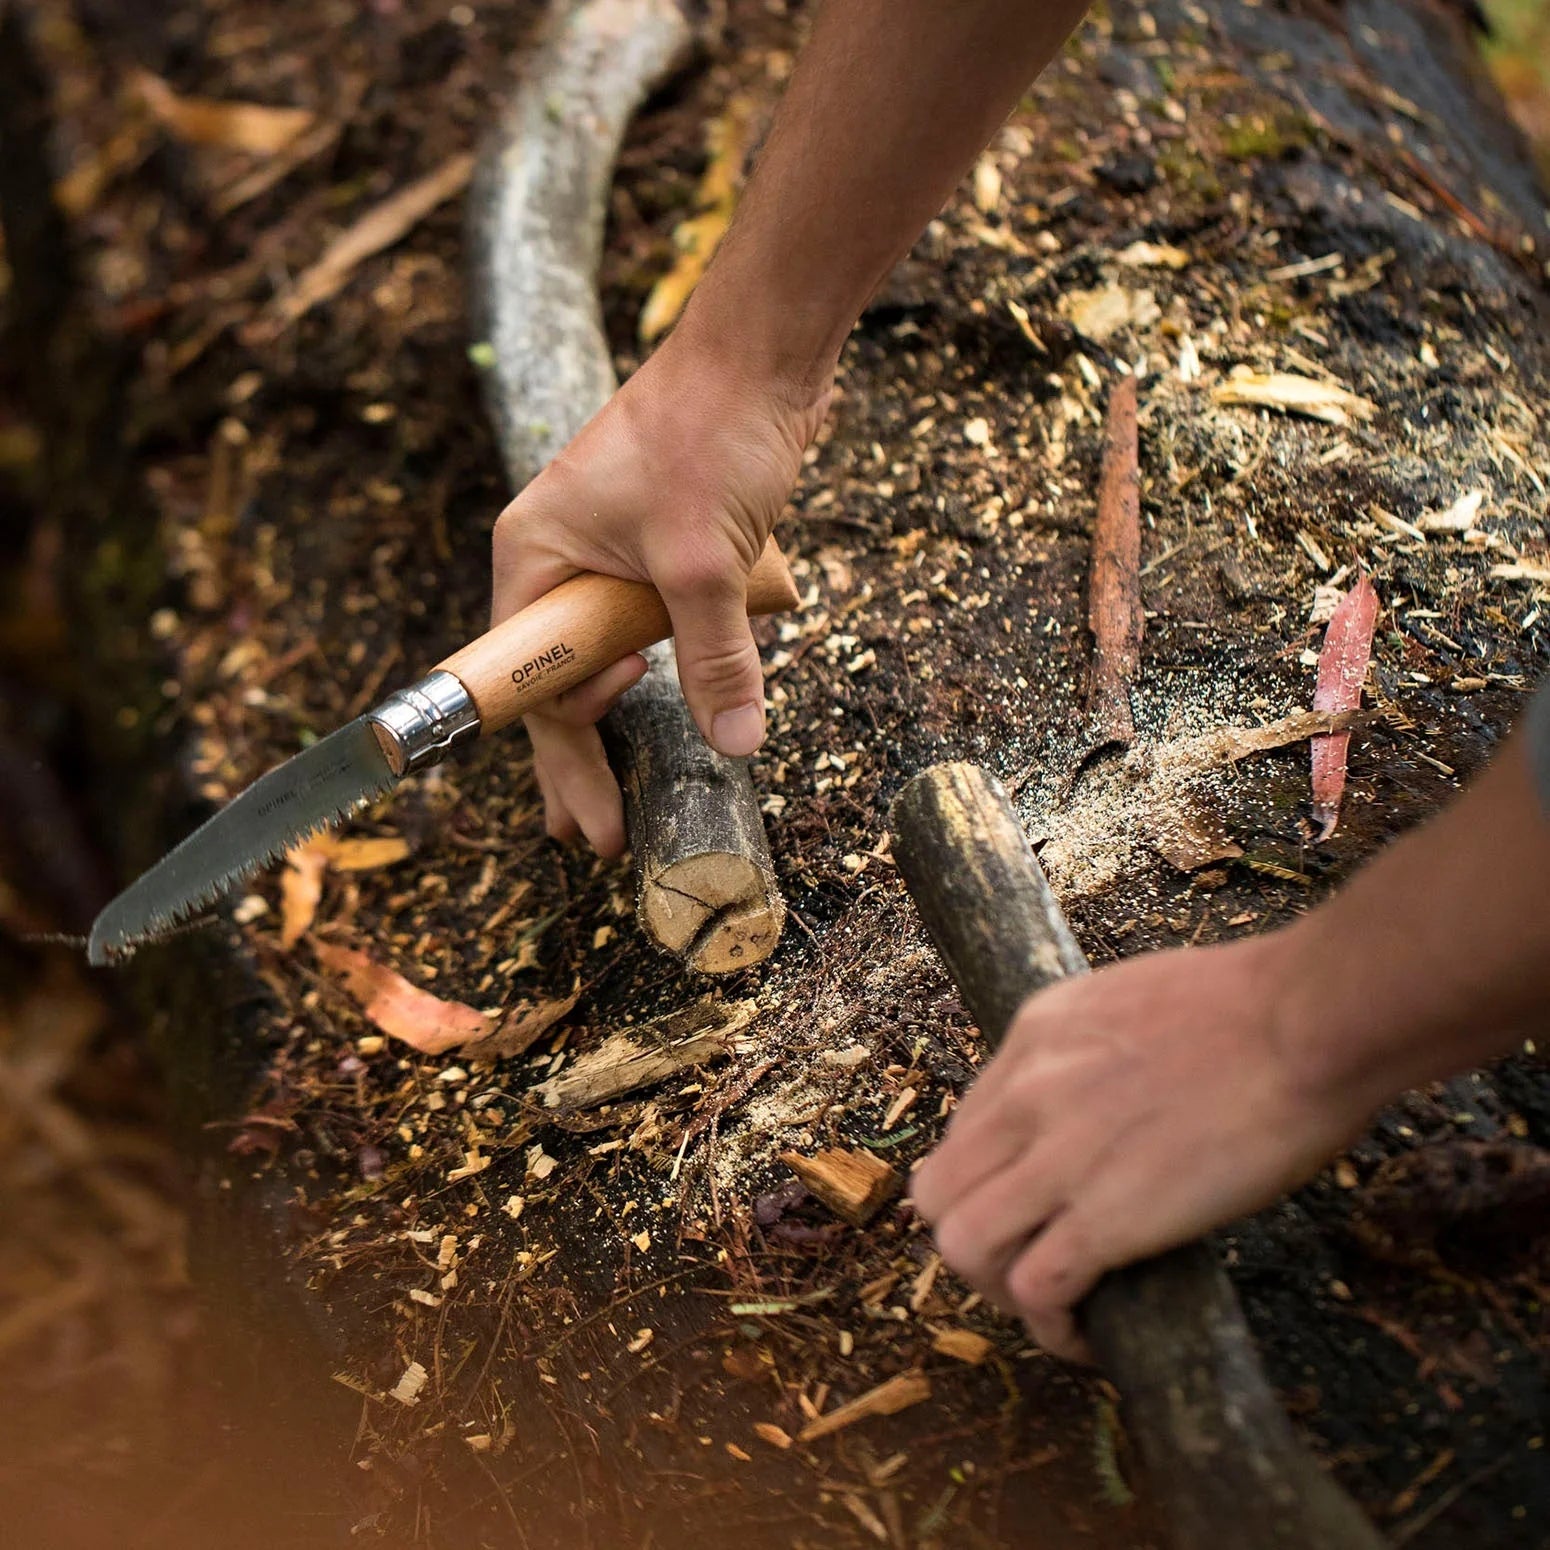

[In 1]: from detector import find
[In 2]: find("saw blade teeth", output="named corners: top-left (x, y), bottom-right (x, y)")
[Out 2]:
top-left (88, 720), bottom-right (397, 964)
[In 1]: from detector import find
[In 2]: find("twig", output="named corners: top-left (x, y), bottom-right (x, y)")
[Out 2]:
top-left (1086, 375), bottom-right (1143, 747)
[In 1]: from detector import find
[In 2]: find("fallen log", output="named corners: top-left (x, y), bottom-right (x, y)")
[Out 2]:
top-left (891, 761), bottom-right (1386, 1550)
top-left (468, 0), bottom-right (785, 974)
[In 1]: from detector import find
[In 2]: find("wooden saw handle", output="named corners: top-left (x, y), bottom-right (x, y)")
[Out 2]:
top-left (437, 538), bottom-right (799, 733)
top-left (889, 762), bottom-right (1385, 1550)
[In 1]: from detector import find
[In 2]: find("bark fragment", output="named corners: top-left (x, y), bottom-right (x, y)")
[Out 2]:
top-left (1087, 375), bottom-right (1143, 747)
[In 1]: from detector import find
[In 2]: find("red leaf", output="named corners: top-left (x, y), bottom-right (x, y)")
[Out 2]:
top-left (1310, 574), bottom-right (1378, 839)
top-left (315, 942), bottom-right (492, 1054)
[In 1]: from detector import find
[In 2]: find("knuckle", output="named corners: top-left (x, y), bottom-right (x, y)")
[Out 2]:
top-left (682, 637), bottom-right (758, 697)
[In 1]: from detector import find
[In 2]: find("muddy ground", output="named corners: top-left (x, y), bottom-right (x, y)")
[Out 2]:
top-left (5, 0), bottom-right (1550, 1545)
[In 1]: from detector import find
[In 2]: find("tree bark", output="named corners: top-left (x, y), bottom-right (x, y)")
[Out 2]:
top-left (468, 0), bottom-right (785, 973)
top-left (891, 761), bottom-right (1386, 1550)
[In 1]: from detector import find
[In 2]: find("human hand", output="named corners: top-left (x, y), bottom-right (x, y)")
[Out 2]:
top-left (911, 930), bottom-right (1380, 1362)
top-left (491, 334), bottom-right (829, 855)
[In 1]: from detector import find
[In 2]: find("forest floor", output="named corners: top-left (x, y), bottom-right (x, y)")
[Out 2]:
top-left (3, 0), bottom-right (1550, 1547)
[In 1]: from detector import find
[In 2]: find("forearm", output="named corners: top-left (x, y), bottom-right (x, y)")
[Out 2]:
top-left (676, 0), bottom-right (1092, 393)
top-left (1282, 719), bottom-right (1550, 1106)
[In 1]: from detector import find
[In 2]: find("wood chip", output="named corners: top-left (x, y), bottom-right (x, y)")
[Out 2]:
top-left (1417, 489), bottom-right (1485, 534)
top-left (248, 150), bottom-right (475, 341)
top-left (534, 999), bottom-right (752, 1111)
top-left (797, 1370), bottom-right (931, 1442)
top-left (1311, 574), bottom-right (1379, 840)
top-left (389, 1359), bottom-right (428, 1406)
top-left (1117, 240), bottom-right (1190, 269)
top-left (1212, 367), bottom-right (1375, 425)
top-left (1060, 284), bottom-right (1160, 342)
top-left (780, 1147), bottom-right (900, 1228)
top-left (315, 941), bottom-right (492, 1054)
top-left (754, 1422), bottom-right (793, 1450)
top-left (931, 1327), bottom-right (994, 1365)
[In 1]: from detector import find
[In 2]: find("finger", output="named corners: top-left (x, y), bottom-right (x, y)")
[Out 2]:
top-left (490, 495), bottom-right (578, 624)
top-left (526, 717), bottom-right (627, 857)
top-left (542, 654), bottom-right (649, 727)
top-left (911, 1072), bottom-right (1043, 1227)
top-left (657, 567), bottom-right (766, 758)
top-left (529, 741), bottom-right (580, 845)
top-left (1005, 1209), bottom-right (1102, 1364)
top-left (930, 1151), bottom-right (1063, 1308)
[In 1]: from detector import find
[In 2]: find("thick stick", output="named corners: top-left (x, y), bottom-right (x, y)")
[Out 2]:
top-left (468, 0), bottom-right (787, 973)
top-left (890, 762), bottom-right (1385, 1550)
top-left (1087, 375), bottom-right (1142, 747)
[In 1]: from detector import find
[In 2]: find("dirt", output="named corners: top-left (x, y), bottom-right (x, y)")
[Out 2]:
top-left (6, 0), bottom-right (1550, 1545)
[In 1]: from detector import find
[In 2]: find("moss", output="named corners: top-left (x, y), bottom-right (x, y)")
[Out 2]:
top-left (1221, 109), bottom-right (1311, 162)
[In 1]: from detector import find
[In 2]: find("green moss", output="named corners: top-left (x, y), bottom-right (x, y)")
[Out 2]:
top-left (1221, 109), bottom-right (1311, 162)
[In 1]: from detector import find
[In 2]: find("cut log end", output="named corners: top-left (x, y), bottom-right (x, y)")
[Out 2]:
top-left (641, 850), bottom-right (785, 974)
top-left (780, 1147), bottom-right (900, 1228)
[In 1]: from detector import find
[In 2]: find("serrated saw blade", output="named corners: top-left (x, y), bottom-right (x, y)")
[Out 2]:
top-left (88, 718), bottom-right (398, 965)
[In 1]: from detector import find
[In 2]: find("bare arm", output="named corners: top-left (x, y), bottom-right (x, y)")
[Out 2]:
top-left (493, 0), bottom-right (1092, 851)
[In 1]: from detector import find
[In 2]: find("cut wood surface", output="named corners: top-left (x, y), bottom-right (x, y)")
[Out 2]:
top-left (780, 1146), bottom-right (900, 1227)
top-left (891, 761), bottom-right (1386, 1550)
top-left (468, 0), bottom-right (786, 971)
top-left (605, 642), bottom-right (786, 972)
top-left (1087, 373), bottom-right (1143, 746)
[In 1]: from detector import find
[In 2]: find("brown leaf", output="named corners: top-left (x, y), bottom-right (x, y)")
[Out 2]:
top-left (133, 69), bottom-right (314, 155)
top-left (279, 840), bottom-right (330, 948)
top-left (1310, 574), bottom-right (1379, 839)
top-left (461, 985), bottom-right (580, 1060)
top-left (247, 151), bottom-right (475, 342)
top-left (1148, 800), bottom-right (1244, 872)
top-left (315, 942), bottom-right (491, 1054)
top-left (639, 98), bottom-right (754, 343)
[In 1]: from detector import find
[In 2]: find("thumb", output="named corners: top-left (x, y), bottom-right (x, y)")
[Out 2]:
top-left (659, 567), bottom-right (767, 758)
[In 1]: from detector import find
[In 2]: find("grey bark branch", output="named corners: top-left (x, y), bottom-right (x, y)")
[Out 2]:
top-left (890, 761), bottom-right (1386, 1550)
top-left (468, 0), bottom-right (785, 972)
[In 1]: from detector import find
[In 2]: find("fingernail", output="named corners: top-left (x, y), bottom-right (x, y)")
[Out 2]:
top-left (711, 701), bottom-right (764, 757)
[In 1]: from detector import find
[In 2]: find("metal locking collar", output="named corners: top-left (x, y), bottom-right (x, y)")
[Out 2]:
top-left (367, 670), bottom-right (481, 776)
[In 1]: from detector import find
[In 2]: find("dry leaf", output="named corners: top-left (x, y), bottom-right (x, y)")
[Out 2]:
top-left (1117, 239), bottom-right (1191, 269)
top-left (133, 70), bottom-right (313, 155)
top-left (248, 151), bottom-right (475, 341)
top-left (461, 984), bottom-right (580, 1060)
top-left (1059, 284), bottom-right (1160, 343)
top-left (1147, 801), bottom-right (1244, 872)
top-left (323, 835), bottom-right (411, 870)
top-left (1212, 367), bottom-right (1375, 426)
top-left (1417, 489), bottom-right (1484, 534)
top-left (1310, 574), bottom-right (1379, 840)
top-left (315, 942), bottom-right (491, 1054)
top-left (280, 839), bottom-right (330, 948)
top-left (640, 98), bottom-right (754, 343)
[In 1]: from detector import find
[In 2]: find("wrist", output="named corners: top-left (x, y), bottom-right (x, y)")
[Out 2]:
top-left (671, 264), bottom-right (843, 414)
top-left (1264, 908), bottom-right (1411, 1122)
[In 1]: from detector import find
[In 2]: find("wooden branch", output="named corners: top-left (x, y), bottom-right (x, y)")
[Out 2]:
top-left (468, 0), bottom-right (785, 973)
top-left (890, 762), bottom-right (1385, 1550)
top-left (1087, 375), bottom-right (1143, 748)
top-left (603, 643), bottom-right (784, 972)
